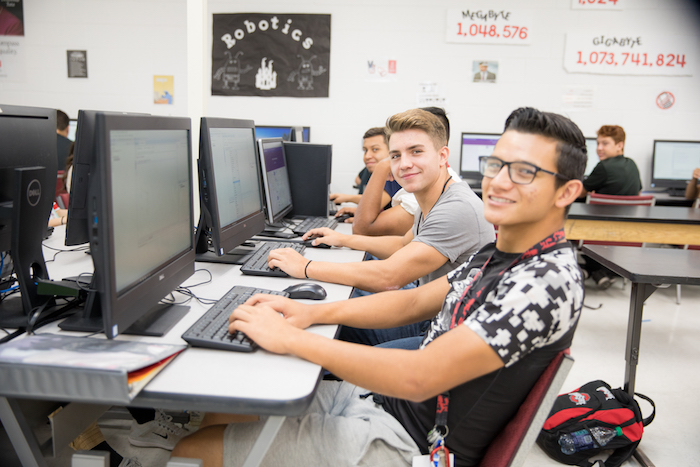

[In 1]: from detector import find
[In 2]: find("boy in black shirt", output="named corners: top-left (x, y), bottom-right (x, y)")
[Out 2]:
top-left (172, 108), bottom-right (587, 467)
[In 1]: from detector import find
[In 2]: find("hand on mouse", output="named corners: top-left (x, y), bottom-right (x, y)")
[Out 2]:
top-left (302, 227), bottom-right (347, 247)
top-left (267, 247), bottom-right (308, 278)
top-left (335, 206), bottom-right (356, 222)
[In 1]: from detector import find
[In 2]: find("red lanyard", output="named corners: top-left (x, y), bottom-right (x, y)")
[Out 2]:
top-left (451, 229), bottom-right (567, 328)
top-left (429, 229), bottom-right (568, 459)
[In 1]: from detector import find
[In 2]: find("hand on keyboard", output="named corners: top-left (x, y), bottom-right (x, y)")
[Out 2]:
top-left (266, 247), bottom-right (309, 278)
top-left (229, 302), bottom-right (301, 354)
top-left (301, 227), bottom-right (346, 247)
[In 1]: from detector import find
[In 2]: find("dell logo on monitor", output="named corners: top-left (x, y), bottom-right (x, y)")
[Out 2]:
top-left (27, 179), bottom-right (41, 207)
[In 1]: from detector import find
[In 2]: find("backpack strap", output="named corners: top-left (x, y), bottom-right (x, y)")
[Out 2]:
top-left (634, 392), bottom-right (656, 426)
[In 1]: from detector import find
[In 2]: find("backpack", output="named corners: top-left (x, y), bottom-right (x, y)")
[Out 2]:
top-left (536, 380), bottom-right (655, 467)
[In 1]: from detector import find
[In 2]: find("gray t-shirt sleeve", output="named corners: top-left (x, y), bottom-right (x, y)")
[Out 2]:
top-left (412, 182), bottom-right (495, 284)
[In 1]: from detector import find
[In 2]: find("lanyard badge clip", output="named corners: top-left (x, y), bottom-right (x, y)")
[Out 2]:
top-left (427, 393), bottom-right (450, 467)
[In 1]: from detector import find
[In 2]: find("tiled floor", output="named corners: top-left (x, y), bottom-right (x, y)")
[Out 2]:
top-left (3, 281), bottom-right (699, 466)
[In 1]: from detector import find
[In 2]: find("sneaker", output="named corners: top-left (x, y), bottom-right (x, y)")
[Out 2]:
top-left (127, 409), bottom-right (189, 450)
top-left (118, 458), bottom-right (142, 467)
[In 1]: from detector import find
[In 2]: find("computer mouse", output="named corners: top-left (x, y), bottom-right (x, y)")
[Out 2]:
top-left (284, 282), bottom-right (327, 300)
top-left (302, 239), bottom-right (331, 249)
top-left (335, 214), bottom-right (353, 223)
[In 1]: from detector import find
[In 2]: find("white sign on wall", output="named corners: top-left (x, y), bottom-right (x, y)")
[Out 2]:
top-left (446, 9), bottom-right (532, 45)
top-left (564, 34), bottom-right (695, 76)
top-left (571, 0), bottom-right (624, 10)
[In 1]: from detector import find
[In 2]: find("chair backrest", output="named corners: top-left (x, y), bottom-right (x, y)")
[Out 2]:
top-left (583, 194), bottom-right (655, 247)
top-left (585, 193), bottom-right (655, 206)
top-left (477, 349), bottom-right (574, 467)
top-left (687, 199), bottom-right (700, 250)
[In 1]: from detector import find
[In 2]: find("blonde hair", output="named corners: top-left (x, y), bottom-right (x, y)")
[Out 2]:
top-left (385, 109), bottom-right (447, 151)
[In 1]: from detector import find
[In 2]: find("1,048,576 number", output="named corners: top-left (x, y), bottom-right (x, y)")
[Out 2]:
top-left (456, 23), bottom-right (528, 39)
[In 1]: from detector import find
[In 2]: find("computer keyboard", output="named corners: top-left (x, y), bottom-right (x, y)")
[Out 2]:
top-left (292, 217), bottom-right (339, 235)
top-left (181, 285), bottom-right (289, 352)
top-left (239, 241), bottom-right (306, 277)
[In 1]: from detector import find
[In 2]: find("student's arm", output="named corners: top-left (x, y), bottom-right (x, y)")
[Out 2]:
top-left (268, 232), bottom-right (447, 292)
top-left (686, 168), bottom-right (700, 200)
top-left (352, 158), bottom-right (414, 236)
top-left (302, 226), bottom-right (407, 258)
top-left (230, 279), bottom-right (503, 401)
top-left (329, 192), bottom-right (362, 205)
top-left (579, 163), bottom-right (606, 198)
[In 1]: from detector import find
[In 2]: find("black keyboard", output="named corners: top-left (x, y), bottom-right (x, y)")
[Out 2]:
top-left (239, 241), bottom-right (306, 277)
top-left (181, 285), bottom-right (289, 352)
top-left (292, 217), bottom-right (339, 235)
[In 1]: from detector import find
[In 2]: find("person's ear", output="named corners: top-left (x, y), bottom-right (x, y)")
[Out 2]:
top-left (555, 179), bottom-right (583, 209)
top-left (439, 146), bottom-right (450, 167)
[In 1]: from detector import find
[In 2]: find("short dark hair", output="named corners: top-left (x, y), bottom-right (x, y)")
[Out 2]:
top-left (597, 125), bottom-right (625, 145)
top-left (420, 107), bottom-right (450, 144)
top-left (56, 110), bottom-right (69, 132)
top-left (504, 107), bottom-right (587, 189)
top-left (363, 127), bottom-right (387, 141)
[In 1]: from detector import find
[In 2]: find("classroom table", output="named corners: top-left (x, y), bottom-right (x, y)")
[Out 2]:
top-left (0, 223), bottom-right (364, 467)
top-left (565, 204), bottom-right (700, 245)
top-left (580, 245), bottom-right (700, 467)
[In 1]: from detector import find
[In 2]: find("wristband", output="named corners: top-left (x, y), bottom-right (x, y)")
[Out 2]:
top-left (304, 260), bottom-right (312, 279)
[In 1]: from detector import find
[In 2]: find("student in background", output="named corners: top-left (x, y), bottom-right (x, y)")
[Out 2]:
top-left (56, 110), bottom-right (72, 172)
top-left (352, 107), bottom-right (460, 236)
top-left (171, 107), bottom-right (586, 467)
top-left (685, 167), bottom-right (700, 200)
top-left (329, 127), bottom-right (401, 216)
top-left (579, 124), bottom-right (642, 289)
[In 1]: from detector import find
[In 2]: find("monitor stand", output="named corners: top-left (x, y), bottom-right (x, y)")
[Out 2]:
top-left (195, 244), bottom-right (257, 265)
top-left (0, 167), bottom-right (55, 329)
top-left (59, 276), bottom-right (189, 337)
top-left (256, 222), bottom-right (297, 239)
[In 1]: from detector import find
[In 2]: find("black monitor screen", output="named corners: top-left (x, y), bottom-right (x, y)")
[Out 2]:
top-left (258, 138), bottom-right (293, 224)
top-left (108, 129), bottom-right (192, 295)
top-left (459, 132), bottom-right (500, 180)
top-left (209, 127), bottom-right (263, 228)
top-left (651, 140), bottom-right (700, 190)
top-left (195, 117), bottom-right (266, 260)
top-left (91, 114), bottom-right (194, 338)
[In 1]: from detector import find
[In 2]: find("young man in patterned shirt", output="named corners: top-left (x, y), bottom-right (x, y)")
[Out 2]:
top-left (172, 107), bottom-right (587, 467)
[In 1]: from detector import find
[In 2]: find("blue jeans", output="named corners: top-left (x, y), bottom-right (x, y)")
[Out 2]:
top-left (337, 319), bottom-right (430, 346)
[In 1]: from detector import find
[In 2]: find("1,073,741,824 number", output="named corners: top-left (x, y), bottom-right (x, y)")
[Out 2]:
top-left (576, 51), bottom-right (686, 67)
top-left (456, 23), bottom-right (528, 39)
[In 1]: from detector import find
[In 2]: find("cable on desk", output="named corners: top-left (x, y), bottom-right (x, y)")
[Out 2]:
top-left (41, 243), bottom-right (90, 264)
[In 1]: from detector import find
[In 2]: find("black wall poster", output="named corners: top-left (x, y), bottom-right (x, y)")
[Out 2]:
top-left (212, 13), bottom-right (330, 98)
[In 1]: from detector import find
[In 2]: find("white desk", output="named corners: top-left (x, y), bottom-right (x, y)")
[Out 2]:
top-left (1, 223), bottom-right (364, 467)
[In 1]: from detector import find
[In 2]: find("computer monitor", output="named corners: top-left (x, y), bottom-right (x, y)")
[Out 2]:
top-left (584, 137), bottom-right (598, 177)
top-left (257, 138), bottom-right (294, 225)
top-left (651, 140), bottom-right (700, 195)
top-left (0, 104), bottom-right (58, 326)
top-left (67, 119), bottom-right (77, 141)
top-left (60, 113), bottom-right (195, 338)
top-left (283, 141), bottom-right (333, 217)
top-left (459, 132), bottom-right (501, 182)
top-left (65, 110), bottom-right (147, 247)
top-left (194, 117), bottom-right (266, 263)
top-left (255, 125), bottom-right (310, 142)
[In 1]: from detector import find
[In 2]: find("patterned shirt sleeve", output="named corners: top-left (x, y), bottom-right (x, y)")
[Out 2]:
top-left (464, 249), bottom-right (583, 367)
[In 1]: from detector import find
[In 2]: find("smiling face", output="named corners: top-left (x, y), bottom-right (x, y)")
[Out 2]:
top-left (388, 128), bottom-right (447, 196)
top-left (596, 136), bottom-right (624, 161)
top-left (362, 135), bottom-right (389, 173)
top-left (481, 130), bottom-right (572, 249)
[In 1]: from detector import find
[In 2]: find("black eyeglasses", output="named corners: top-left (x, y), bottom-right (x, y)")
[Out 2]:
top-left (479, 156), bottom-right (570, 185)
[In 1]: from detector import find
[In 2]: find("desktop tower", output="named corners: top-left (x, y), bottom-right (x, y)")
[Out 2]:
top-left (283, 142), bottom-right (332, 217)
